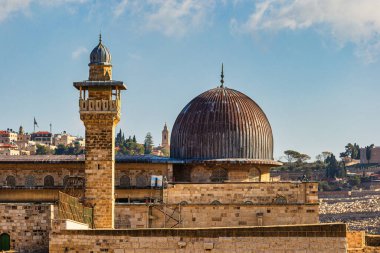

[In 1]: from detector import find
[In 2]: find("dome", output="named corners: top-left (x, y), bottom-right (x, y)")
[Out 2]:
top-left (170, 86), bottom-right (274, 161)
top-left (89, 34), bottom-right (111, 65)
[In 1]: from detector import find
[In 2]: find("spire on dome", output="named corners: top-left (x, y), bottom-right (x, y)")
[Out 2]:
top-left (220, 63), bottom-right (224, 88)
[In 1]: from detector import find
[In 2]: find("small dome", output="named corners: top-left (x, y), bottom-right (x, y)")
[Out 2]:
top-left (89, 34), bottom-right (111, 65)
top-left (170, 86), bottom-right (274, 160)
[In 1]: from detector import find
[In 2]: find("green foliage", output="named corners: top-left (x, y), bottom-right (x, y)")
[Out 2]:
top-left (325, 153), bottom-right (345, 178)
top-left (340, 143), bottom-right (360, 159)
top-left (348, 176), bottom-right (361, 187)
top-left (144, 132), bottom-right (154, 155)
top-left (36, 145), bottom-right (52, 155)
top-left (115, 130), bottom-right (144, 155)
top-left (283, 150), bottom-right (310, 168)
top-left (54, 143), bottom-right (83, 155)
top-left (365, 144), bottom-right (375, 163)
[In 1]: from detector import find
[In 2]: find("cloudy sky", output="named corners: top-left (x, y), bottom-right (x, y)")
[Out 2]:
top-left (0, 0), bottom-right (380, 161)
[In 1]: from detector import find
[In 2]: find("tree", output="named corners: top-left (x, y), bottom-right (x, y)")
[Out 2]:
top-left (297, 154), bottom-right (311, 163)
top-left (365, 144), bottom-right (375, 164)
top-left (55, 144), bottom-right (67, 155)
top-left (144, 132), bottom-right (154, 154)
top-left (283, 150), bottom-right (300, 164)
top-left (340, 143), bottom-right (360, 160)
top-left (325, 154), bottom-right (344, 178)
top-left (36, 145), bottom-right (51, 155)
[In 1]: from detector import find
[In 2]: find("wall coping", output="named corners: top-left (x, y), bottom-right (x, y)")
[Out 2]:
top-left (54, 223), bottom-right (346, 238)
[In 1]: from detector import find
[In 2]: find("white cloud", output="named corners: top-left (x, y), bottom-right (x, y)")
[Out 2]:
top-left (114, 0), bottom-right (215, 37)
top-left (0, 0), bottom-right (31, 22)
top-left (0, 0), bottom-right (87, 22)
top-left (114, 0), bottom-right (128, 17)
top-left (144, 0), bottom-right (215, 37)
top-left (233, 0), bottom-right (380, 63)
top-left (71, 47), bottom-right (88, 59)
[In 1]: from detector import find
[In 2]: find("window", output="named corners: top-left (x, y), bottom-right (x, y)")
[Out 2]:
top-left (119, 175), bottom-right (131, 188)
top-left (25, 175), bottom-right (35, 188)
top-left (5, 176), bottom-right (16, 187)
top-left (210, 168), bottom-right (228, 182)
top-left (136, 174), bottom-right (148, 188)
top-left (273, 196), bottom-right (287, 204)
top-left (44, 175), bottom-right (54, 187)
top-left (0, 233), bottom-right (10, 251)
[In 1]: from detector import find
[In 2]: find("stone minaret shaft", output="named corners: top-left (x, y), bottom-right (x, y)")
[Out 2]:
top-left (74, 36), bottom-right (126, 228)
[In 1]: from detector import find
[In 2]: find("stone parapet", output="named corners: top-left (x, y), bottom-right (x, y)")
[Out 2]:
top-left (49, 223), bottom-right (347, 253)
top-left (164, 182), bottom-right (318, 205)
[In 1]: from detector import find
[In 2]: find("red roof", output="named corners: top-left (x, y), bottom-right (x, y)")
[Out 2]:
top-left (33, 131), bottom-right (51, 135)
top-left (0, 144), bottom-right (18, 148)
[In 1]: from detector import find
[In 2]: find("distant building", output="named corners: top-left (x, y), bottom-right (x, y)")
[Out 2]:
top-left (31, 131), bottom-right (52, 145)
top-left (161, 123), bottom-right (170, 151)
top-left (53, 131), bottom-right (77, 146)
top-left (0, 144), bottom-right (20, 156)
top-left (360, 146), bottom-right (380, 165)
top-left (0, 130), bottom-right (18, 144)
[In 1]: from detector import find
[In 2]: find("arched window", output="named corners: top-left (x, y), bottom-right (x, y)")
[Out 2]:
top-left (5, 176), bottom-right (16, 187)
top-left (0, 233), bottom-right (10, 251)
top-left (63, 176), bottom-right (70, 187)
top-left (248, 167), bottom-right (261, 182)
top-left (273, 196), bottom-right (287, 204)
top-left (119, 175), bottom-right (131, 188)
top-left (136, 174), bottom-right (148, 188)
top-left (25, 175), bottom-right (35, 188)
top-left (44, 175), bottom-right (54, 187)
top-left (210, 168), bottom-right (228, 182)
top-left (211, 200), bottom-right (221, 205)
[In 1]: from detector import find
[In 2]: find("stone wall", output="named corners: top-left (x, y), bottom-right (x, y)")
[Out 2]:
top-left (49, 223), bottom-right (347, 253)
top-left (114, 203), bottom-right (319, 229)
top-left (0, 203), bottom-right (53, 253)
top-left (0, 162), bottom-right (171, 188)
top-left (164, 182), bottom-right (318, 204)
top-left (0, 165), bottom-right (83, 187)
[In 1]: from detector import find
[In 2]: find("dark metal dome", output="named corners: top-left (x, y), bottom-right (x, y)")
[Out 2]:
top-left (170, 87), bottom-right (274, 160)
top-left (89, 34), bottom-right (111, 65)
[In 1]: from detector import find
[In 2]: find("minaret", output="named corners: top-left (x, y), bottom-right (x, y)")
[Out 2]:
top-left (162, 123), bottom-right (170, 152)
top-left (73, 35), bottom-right (126, 228)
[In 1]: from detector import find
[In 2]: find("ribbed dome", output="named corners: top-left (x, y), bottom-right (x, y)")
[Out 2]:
top-left (89, 35), bottom-right (111, 65)
top-left (170, 87), bottom-right (274, 160)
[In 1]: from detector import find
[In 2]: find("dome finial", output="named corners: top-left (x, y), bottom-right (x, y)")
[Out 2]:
top-left (220, 63), bottom-right (224, 88)
top-left (99, 33), bottom-right (102, 44)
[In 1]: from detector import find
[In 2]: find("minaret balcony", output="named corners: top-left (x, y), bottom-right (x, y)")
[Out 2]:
top-left (79, 99), bottom-right (120, 114)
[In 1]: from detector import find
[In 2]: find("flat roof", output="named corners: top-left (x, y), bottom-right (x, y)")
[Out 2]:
top-left (0, 154), bottom-right (183, 164)
top-left (73, 80), bottom-right (127, 90)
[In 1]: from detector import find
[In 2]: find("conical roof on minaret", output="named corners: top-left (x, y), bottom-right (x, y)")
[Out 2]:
top-left (73, 35), bottom-right (126, 90)
top-left (89, 34), bottom-right (112, 66)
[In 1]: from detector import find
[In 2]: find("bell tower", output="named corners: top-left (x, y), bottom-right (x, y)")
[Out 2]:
top-left (73, 35), bottom-right (126, 228)
top-left (162, 123), bottom-right (170, 152)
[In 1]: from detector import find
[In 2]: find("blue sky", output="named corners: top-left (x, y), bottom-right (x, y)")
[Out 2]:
top-left (0, 0), bottom-right (380, 161)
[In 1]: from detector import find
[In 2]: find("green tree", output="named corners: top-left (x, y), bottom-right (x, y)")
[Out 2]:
top-left (144, 132), bottom-right (154, 154)
top-left (365, 144), bottom-right (375, 164)
top-left (283, 150), bottom-right (300, 164)
top-left (325, 154), bottom-right (345, 178)
top-left (36, 145), bottom-right (51, 155)
top-left (55, 144), bottom-right (67, 155)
